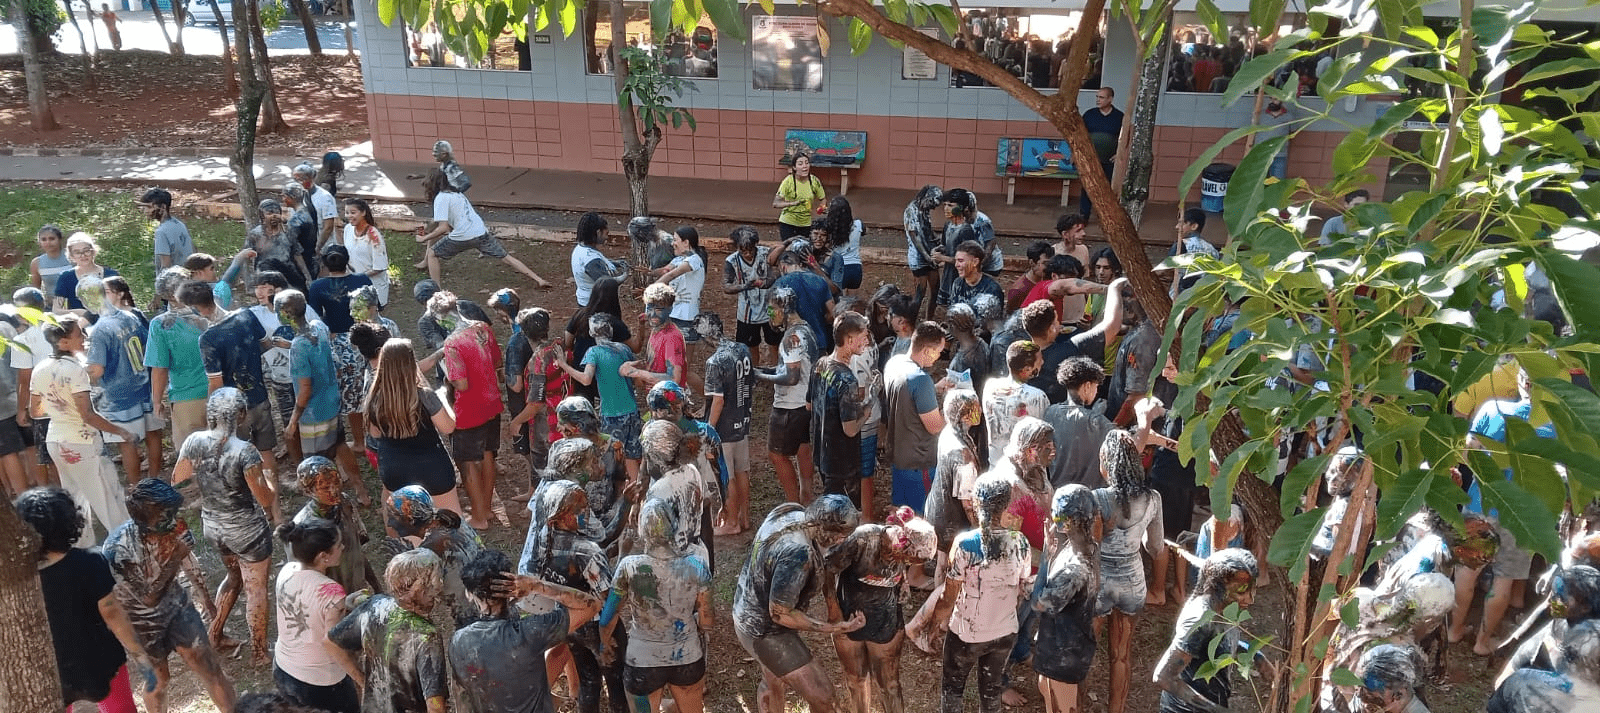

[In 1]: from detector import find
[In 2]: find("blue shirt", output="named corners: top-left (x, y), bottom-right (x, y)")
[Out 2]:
top-left (87, 308), bottom-right (152, 422)
top-left (1466, 397), bottom-right (1556, 515)
top-left (306, 274), bottom-right (373, 335)
top-left (201, 310), bottom-right (269, 406)
top-left (53, 267), bottom-right (120, 311)
top-left (290, 322), bottom-right (341, 424)
top-left (144, 311), bottom-right (210, 402)
top-left (774, 270), bottom-right (834, 352)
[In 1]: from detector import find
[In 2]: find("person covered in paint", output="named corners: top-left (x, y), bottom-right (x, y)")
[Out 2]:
top-left (810, 311), bottom-right (870, 509)
top-left (453, 548), bottom-right (605, 713)
top-left (823, 505), bottom-right (938, 713)
top-left (15, 486), bottom-right (155, 713)
top-left (945, 303), bottom-right (991, 396)
top-left (385, 485), bottom-right (485, 627)
top-left (756, 285), bottom-right (820, 504)
top-left (326, 548), bottom-right (450, 713)
top-left (1033, 484), bottom-right (1102, 713)
top-left (1153, 548), bottom-right (1261, 713)
top-left (600, 498), bottom-right (715, 713)
top-left (700, 311), bottom-right (756, 536)
top-left (933, 472), bottom-right (1032, 713)
top-left (1487, 619), bottom-right (1600, 713)
top-left (103, 479), bottom-right (238, 713)
top-left (276, 288), bottom-right (371, 505)
top-left (1352, 644), bottom-right (1431, 713)
top-left (1498, 565), bottom-right (1600, 686)
top-left (903, 185), bottom-right (944, 321)
top-left (1043, 356), bottom-right (1116, 490)
top-left (421, 290), bottom-right (507, 531)
top-left (171, 387), bottom-right (279, 664)
top-left (553, 397), bottom-right (633, 544)
top-left (646, 382), bottom-right (723, 558)
top-left (639, 418), bottom-right (713, 567)
top-left (1373, 509), bottom-right (1499, 598)
top-left (519, 479), bottom-right (620, 713)
top-left (1319, 570), bottom-right (1453, 712)
top-left (556, 313), bottom-right (643, 484)
top-left (1312, 446), bottom-right (1370, 561)
top-left (272, 518), bottom-right (359, 713)
top-left (906, 388), bottom-right (982, 655)
top-left (734, 494), bottom-right (865, 713)
top-left (80, 272), bottom-right (164, 485)
top-left (1095, 428), bottom-right (1170, 713)
top-left (294, 455), bottom-right (382, 595)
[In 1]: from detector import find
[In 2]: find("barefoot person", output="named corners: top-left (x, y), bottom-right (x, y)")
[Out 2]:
top-left (1034, 484), bottom-right (1101, 713)
top-left (1096, 429), bottom-right (1169, 713)
top-left (701, 312), bottom-right (755, 534)
top-left (327, 549), bottom-right (451, 713)
top-left (1153, 549), bottom-right (1260, 713)
top-left (172, 387), bottom-right (280, 664)
top-left (293, 456), bottom-right (383, 595)
top-left (735, 494), bottom-right (865, 713)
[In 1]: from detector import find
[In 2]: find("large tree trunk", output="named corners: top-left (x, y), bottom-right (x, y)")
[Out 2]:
top-left (77, 0), bottom-right (101, 53)
top-left (1119, 24), bottom-right (1170, 228)
top-left (611, 0), bottom-right (653, 218)
top-left (0, 500), bottom-right (61, 712)
top-left (61, 0), bottom-right (97, 90)
top-left (150, 0), bottom-right (184, 56)
top-left (18, 11), bottom-right (58, 130)
top-left (249, 0), bottom-right (291, 134)
top-left (292, 0), bottom-right (323, 54)
top-left (233, 0), bottom-right (267, 229)
top-left (205, 0), bottom-right (240, 96)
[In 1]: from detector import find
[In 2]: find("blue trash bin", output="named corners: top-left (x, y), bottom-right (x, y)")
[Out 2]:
top-left (1200, 163), bottom-right (1235, 214)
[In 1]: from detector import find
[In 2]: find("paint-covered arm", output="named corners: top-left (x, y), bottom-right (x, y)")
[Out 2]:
top-left (755, 359), bottom-right (803, 387)
top-left (1153, 616), bottom-right (1230, 713)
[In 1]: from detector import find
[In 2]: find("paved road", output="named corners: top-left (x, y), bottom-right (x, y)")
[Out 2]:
top-left (0, 10), bottom-right (358, 56)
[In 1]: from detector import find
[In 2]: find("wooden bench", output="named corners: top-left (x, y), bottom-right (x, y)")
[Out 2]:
top-left (995, 137), bottom-right (1078, 206)
top-left (780, 129), bottom-right (867, 196)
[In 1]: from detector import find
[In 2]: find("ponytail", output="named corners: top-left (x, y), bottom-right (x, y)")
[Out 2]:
top-left (276, 518), bottom-right (340, 566)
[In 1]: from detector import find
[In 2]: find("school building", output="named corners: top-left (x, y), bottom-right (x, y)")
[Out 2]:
top-left (351, 0), bottom-right (1600, 205)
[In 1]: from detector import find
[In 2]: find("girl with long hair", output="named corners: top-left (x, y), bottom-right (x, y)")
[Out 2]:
top-left (361, 338), bottom-right (462, 517)
top-left (1094, 428), bottom-right (1168, 713)
top-left (563, 277), bottom-right (635, 399)
top-left (572, 212), bottom-right (628, 307)
top-left (341, 198), bottom-right (390, 306)
top-left (1034, 484), bottom-right (1102, 713)
top-left (824, 196), bottom-right (864, 296)
top-left (272, 518), bottom-right (359, 713)
top-left (773, 152), bottom-right (826, 240)
top-left (936, 472), bottom-right (1031, 713)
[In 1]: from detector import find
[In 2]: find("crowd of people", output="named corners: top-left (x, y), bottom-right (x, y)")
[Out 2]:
top-left (10, 153), bottom-right (1598, 713)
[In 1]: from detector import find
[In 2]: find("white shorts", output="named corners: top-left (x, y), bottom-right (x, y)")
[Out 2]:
top-left (103, 412), bottom-right (164, 444)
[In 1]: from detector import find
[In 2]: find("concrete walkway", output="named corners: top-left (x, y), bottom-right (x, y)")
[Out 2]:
top-left (0, 142), bottom-right (1210, 248)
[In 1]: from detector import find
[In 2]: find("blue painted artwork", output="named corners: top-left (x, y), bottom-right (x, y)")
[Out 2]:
top-left (996, 137), bottom-right (1078, 178)
top-left (782, 129), bottom-right (867, 168)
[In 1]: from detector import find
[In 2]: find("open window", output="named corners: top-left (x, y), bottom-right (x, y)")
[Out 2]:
top-left (584, 2), bottom-right (719, 78)
top-left (402, 17), bottom-right (530, 70)
top-left (947, 9), bottom-right (1103, 90)
top-left (1165, 13), bottom-right (1315, 94)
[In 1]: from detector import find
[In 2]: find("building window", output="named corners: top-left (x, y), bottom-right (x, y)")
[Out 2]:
top-left (948, 9), bottom-right (1103, 89)
top-left (1166, 13), bottom-right (1311, 94)
top-left (584, 3), bottom-right (719, 78)
top-left (403, 17), bottom-right (530, 70)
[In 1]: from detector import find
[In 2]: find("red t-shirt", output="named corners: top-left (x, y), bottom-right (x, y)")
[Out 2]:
top-left (527, 341), bottom-right (568, 442)
top-left (441, 321), bottom-right (503, 429)
top-left (1005, 274), bottom-right (1037, 313)
top-left (648, 323), bottom-right (686, 380)
top-left (1022, 279), bottom-right (1067, 324)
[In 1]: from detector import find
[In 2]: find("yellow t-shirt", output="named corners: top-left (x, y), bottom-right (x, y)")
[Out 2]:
top-left (777, 174), bottom-right (824, 227)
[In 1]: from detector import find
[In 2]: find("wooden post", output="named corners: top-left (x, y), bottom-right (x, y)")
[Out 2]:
top-left (840, 168), bottom-right (851, 196)
top-left (1007, 176), bottom-right (1017, 205)
top-left (1061, 179), bottom-right (1071, 207)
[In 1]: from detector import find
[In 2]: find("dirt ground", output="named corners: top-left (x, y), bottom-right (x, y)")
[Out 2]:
top-left (98, 213), bottom-right (1507, 713)
top-left (0, 49), bottom-right (367, 152)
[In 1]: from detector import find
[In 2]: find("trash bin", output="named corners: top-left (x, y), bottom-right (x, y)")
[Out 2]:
top-left (1200, 163), bottom-right (1235, 214)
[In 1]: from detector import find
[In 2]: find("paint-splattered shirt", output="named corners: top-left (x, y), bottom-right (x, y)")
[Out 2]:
top-left (646, 464), bottom-right (710, 564)
top-left (1159, 599), bottom-right (1238, 713)
top-left (734, 505), bottom-right (822, 639)
top-left (946, 528), bottom-right (1032, 643)
top-left (607, 552), bottom-right (712, 666)
top-left (274, 564), bottom-right (349, 686)
top-left (183, 430), bottom-right (268, 546)
top-left (449, 608), bottom-right (570, 713)
top-left (981, 377), bottom-right (1048, 466)
top-left (825, 525), bottom-right (910, 644)
top-left (809, 355), bottom-right (863, 481)
top-left (328, 595), bottom-right (448, 713)
top-left (704, 340), bottom-right (755, 443)
top-left (102, 522), bottom-right (195, 645)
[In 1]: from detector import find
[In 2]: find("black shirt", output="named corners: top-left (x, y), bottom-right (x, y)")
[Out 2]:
top-left (733, 505), bottom-right (821, 638)
top-left (41, 548), bottom-right (127, 705)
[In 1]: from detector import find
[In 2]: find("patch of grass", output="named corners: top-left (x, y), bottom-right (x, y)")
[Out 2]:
top-left (0, 186), bottom-right (245, 300)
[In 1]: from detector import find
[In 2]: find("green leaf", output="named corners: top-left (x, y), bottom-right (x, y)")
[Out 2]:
top-left (557, 0), bottom-right (576, 36)
top-left (1267, 507), bottom-right (1327, 582)
top-left (927, 3), bottom-right (959, 38)
top-left (650, 0), bottom-right (672, 39)
top-left (485, 2), bottom-right (509, 41)
top-left (1249, 0), bottom-right (1286, 36)
top-left (1535, 249), bottom-right (1600, 338)
top-left (1221, 48), bottom-right (1297, 108)
top-left (1195, 0), bottom-right (1226, 47)
top-left (1478, 476), bottom-right (1562, 560)
top-left (1224, 135), bottom-right (1287, 236)
top-left (1517, 57), bottom-right (1600, 87)
top-left (703, 0), bottom-right (745, 42)
top-left (909, 2), bottom-right (927, 26)
top-left (377, 0), bottom-right (397, 25)
top-left (758, 0), bottom-right (774, 15)
top-left (848, 16), bottom-right (872, 55)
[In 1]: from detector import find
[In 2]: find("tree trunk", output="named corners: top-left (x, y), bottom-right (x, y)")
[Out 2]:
top-left (61, 0), bottom-right (97, 90)
top-left (611, 0), bottom-right (652, 218)
top-left (233, 0), bottom-right (267, 229)
top-left (18, 11), bottom-right (58, 130)
top-left (1119, 25), bottom-right (1170, 228)
top-left (249, 0), bottom-right (291, 134)
top-left (78, 0), bottom-right (101, 54)
top-left (292, 0), bottom-right (323, 54)
top-left (205, 0), bottom-right (240, 96)
top-left (0, 500), bottom-right (61, 712)
top-left (150, 0), bottom-right (184, 56)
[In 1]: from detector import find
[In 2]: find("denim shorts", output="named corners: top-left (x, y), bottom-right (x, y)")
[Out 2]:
top-left (891, 466), bottom-right (932, 514)
top-left (671, 317), bottom-right (701, 343)
top-left (601, 411), bottom-right (644, 460)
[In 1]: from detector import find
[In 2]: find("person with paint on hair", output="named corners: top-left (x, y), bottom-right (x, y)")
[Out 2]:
top-left (518, 478), bottom-right (620, 713)
top-left (421, 290), bottom-right (507, 531)
top-left (723, 225), bottom-right (779, 366)
top-left (905, 387), bottom-right (981, 654)
top-left (701, 312), bottom-right (756, 535)
top-left (638, 418), bottom-right (714, 567)
top-left (79, 273), bottom-right (164, 486)
top-left (624, 282), bottom-right (690, 392)
top-left (552, 397), bottom-right (633, 544)
top-left (1033, 484), bottom-right (1101, 713)
top-left (276, 288), bottom-right (371, 506)
top-left (903, 185), bottom-right (944, 321)
top-left (1487, 619), bottom-right (1600, 713)
top-left (811, 311), bottom-right (871, 509)
top-left (1153, 548), bottom-right (1260, 713)
top-left (294, 456), bottom-right (382, 596)
top-left (1353, 644), bottom-right (1431, 713)
top-left (507, 307), bottom-right (568, 482)
top-left (171, 387), bottom-right (279, 664)
top-left (734, 494), bottom-right (864, 713)
top-left (103, 478), bottom-right (238, 713)
top-left (1497, 565), bottom-right (1600, 686)
top-left (1319, 572), bottom-right (1454, 713)
top-left (823, 506), bottom-right (938, 713)
top-left (1096, 427), bottom-right (1170, 713)
top-left (15, 486), bottom-right (154, 713)
top-left (756, 285), bottom-right (820, 504)
top-left (193, 276), bottom-right (284, 490)
top-left (271, 518), bottom-right (359, 713)
top-left (646, 383), bottom-right (723, 559)
top-left (384, 485), bottom-right (485, 627)
top-left (600, 497), bottom-right (714, 713)
top-left (557, 311), bottom-right (643, 484)
top-left (647, 226), bottom-right (709, 386)
top-left (452, 548), bottom-right (605, 713)
top-left (145, 269), bottom-right (213, 453)
top-left (326, 548), bottom-right (450, 713)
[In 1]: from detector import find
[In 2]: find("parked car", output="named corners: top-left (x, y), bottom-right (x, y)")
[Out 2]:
top-left (183, 0), bottom-right (284, 25)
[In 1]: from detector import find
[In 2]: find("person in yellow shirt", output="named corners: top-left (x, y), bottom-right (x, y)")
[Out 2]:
top-left (774, 153), bottom-right (825, 240)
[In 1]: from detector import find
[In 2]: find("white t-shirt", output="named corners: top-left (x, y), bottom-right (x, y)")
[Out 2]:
top-left (981, 378), bottom-right (1049, 466)
top-left (849, 345), bottom-right (880, 434)
top-left (343, 224), bottom-right (391, 306)
top-left (668, 253), bottom-right (705, 322)
top-left (32, 354), bottom-right (96, 444)
top-left (251, 306), bottom-right (294, 384)
top-left (841, 219), bottom-right (863, 265)
top-left (571, 244), bottom-right (610, 307)
top-left (772, 329), bottom-right (814, 410)
top-left (432, 191), bottom-right (488, 242)
top-left (947, 528), bottom-right (1032, 643)
top-left (10, 324), bottom-right (50, 371)
top-left (273, 564), bottom-right (349, 686)
top-left (310, 187), bottom-right (339, 236)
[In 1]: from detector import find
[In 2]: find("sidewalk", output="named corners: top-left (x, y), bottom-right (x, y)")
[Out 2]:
top-left (0, 142), bottom-right (1207, 249)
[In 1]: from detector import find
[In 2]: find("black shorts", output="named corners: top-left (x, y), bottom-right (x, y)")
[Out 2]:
top-left (622, 658), bottom-right (706, 695)
top-left (451, 415), bottom-right (502, 464)
top-left (143, 604), bottom-right (208, 661)
top-left (275, 665), bottom-right (359, 713)
top-left (737, 628), bottom-right (812, 677)
top-left (822, 473), bottom-right (862, 509)
top-left (778, 222), bottom-right (810, 240)
top-left (767, 407), bottom-right (811, 456)
top-left (911, 266), bottom-right (935, 277)
top-left (736, 321), bottom-right (782, 349)
top-left (840, 264), bottom-right (863, 290)
top-left (0, 417), bottom-right (26, 457)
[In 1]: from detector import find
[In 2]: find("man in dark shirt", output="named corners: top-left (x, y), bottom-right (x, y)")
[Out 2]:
top-left (1030, 277), bottom-right (1127, 403)
top-left (733, 495), bottom-right (865, 713)
top-left (701, 312), bottom-right (756, 535)
top-left (413, 279), bottom-right (492, 353)
top-left (810, 312), bottom-right (868, 506)
top-left (1081, 87), bottom-right (1125, 219)
top-left (771, 250), bottom-right (836, 352)
top-left (305, 246), bottom-right (372, 335)
top-left (328, 549), bottom-right (449, 713)
top-left (947, 241), bottom-right (1005, 319)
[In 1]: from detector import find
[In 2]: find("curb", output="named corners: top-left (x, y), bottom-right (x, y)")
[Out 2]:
top-left (0, 147), bottom-right (306, 158)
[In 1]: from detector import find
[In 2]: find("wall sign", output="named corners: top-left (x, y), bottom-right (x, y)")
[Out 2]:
top-left (902, 27), bottom-right (940, 80)
top-left (752, 15), bottom-right (824, 92)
